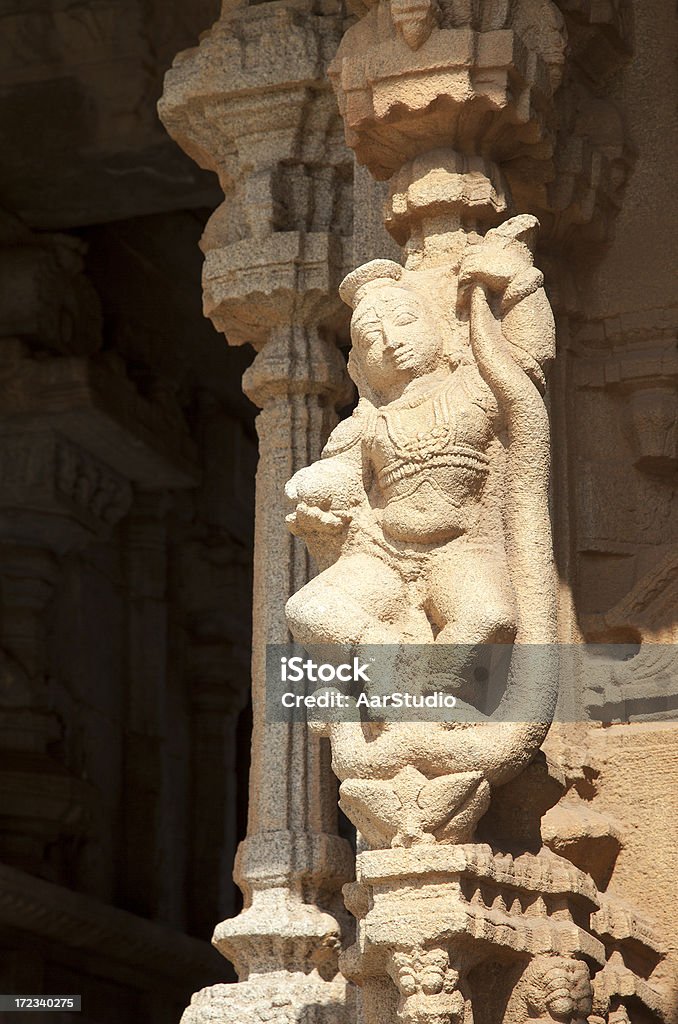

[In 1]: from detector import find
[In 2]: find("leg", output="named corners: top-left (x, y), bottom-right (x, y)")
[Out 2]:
top-left (427, 541), bottom-right (516, 646)
top-left (423, 542), bottom-right (517, 704)
top-left (285, 551), bottom-right (408, 651)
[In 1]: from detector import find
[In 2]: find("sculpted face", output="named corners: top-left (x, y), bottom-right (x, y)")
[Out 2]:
top-left (351, 284), bottom-right (444, 397)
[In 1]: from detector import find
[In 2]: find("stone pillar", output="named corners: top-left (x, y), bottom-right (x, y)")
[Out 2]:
top-left (282, 2), bottom-right (670, 1024)
top-left (174, 399), bottom-right (255, 937)
top-left (119, 492), bottom-right (172, 920)
top-left (159, 4), bottom-right (355, 1022)
top-left (186, 651), bottom-right (242, 939)
top-left (160, 2), bottom-right (671, 1024)
top-left (0, 214), bottom-right (201, 889)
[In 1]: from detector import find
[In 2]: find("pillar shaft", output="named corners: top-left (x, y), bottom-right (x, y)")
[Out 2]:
top-left (160, 4), bottom-right (355, 1021)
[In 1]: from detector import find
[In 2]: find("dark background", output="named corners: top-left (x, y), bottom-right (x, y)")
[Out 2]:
top-left (0, 3), bottom-right (257, 1020)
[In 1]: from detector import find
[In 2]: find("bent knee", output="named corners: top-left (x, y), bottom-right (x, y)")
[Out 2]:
top-left (480, 608), bottom-right (517, 645)
top-left (285, 584), bottom-right (321, 645)
top-left (469, 589), bottom-right (517, 644)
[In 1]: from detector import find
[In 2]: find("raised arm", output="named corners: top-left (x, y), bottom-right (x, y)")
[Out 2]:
top-left (458, 214), bottom-right (558, 734)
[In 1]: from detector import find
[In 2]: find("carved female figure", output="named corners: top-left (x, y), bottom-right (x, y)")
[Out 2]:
top-left (286, 254), bottom-right (516, 656)
top-left (284, 215), bottom-right (558, 845)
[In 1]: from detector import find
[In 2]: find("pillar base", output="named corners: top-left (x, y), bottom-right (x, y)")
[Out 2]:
top-left (181, 971), bottom-right (352, 1024)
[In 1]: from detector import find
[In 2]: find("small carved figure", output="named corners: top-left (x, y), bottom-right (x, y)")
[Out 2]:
top-left (388, 947), bottom-right (469, 1024)
top-left (390, 0), bottom-right (441, 50)
top-left (524, 956), bottom-right (594, 1024)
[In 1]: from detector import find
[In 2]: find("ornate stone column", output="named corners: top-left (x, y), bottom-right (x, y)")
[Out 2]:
top-left (160, 2), bottom-right (670, 1023)
top-left (159, 4), bottom-right (355, 1022)
top-left (282, 3), bottom-right (669, 1024)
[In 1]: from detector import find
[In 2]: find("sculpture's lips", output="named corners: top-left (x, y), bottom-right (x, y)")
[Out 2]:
top-left (391, 350), bottom-right (416, 369)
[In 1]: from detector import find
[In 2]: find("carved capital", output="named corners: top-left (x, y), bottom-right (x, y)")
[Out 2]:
top-left (243, 327), bottom-right (351, 409)
top-left (329, 0), bottom-right (632, 248)
top-left (160, 2), bottom-right (353, 353)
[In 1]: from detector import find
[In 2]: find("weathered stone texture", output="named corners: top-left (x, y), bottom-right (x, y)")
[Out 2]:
top-left (160, 0), bottom-right (677, 1023)
top-left (0, 0), bottom-right (676, 1022)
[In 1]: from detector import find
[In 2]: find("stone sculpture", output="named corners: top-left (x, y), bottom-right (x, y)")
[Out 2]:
top-left (282, 208), bottom-right (565, 1024)
top-left (285, 212), bottom-right (558, 849)
top-left (161, 0), bottom-right (676, 1022)
top-left (281, 140), bottom-right (669, 1024)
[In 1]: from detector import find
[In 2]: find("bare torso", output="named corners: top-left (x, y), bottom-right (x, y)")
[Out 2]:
top-left (368, 369), bottom-right (496, 545)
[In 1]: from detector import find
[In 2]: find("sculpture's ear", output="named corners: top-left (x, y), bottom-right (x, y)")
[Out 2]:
top-left (488, 214), bottom-right (540, 254)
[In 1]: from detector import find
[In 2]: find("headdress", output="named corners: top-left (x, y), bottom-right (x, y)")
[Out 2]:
top-left (339, 259), bottom-right (404, 309)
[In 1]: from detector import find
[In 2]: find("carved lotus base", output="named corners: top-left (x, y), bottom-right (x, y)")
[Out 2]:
top-left (339, 767), bottom-right (491, 849)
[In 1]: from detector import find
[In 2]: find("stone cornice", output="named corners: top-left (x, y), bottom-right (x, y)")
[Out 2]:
top-left (0, 862), bottom-right (223, 986)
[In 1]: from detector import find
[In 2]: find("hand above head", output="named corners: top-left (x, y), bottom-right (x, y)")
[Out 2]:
top-left (458, 242), bottom-right (522, 303)
top-left (458, 214), bottom-right (540, 309)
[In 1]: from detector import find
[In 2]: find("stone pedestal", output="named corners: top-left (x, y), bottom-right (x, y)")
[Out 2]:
top-left (342, 843), bottom-right (667, 1024)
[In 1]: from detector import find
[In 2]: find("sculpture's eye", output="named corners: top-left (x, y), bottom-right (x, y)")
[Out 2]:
top-left (394, 312), bottom-right (417, 326)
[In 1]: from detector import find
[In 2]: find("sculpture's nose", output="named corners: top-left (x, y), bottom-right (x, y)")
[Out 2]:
top-left (383, 327), bottom-right (400, 351)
